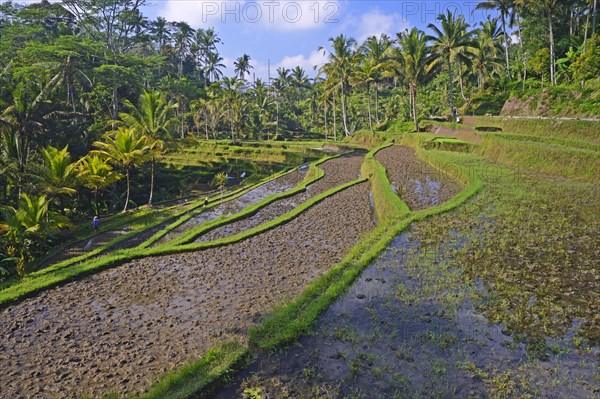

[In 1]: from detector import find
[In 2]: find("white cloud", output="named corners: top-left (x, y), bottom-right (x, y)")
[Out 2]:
top-left (278, 50), bottom-right (328, 73)
top-left (156, 0), bottom-right (341, 31)
top-left (354, 9), bottom-right (409, 42)
top-left (158, 0), bottom-right (225, 26)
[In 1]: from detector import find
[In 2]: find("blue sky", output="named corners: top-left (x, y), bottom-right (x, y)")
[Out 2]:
top-left (143, 1), bottom-right (495, 80)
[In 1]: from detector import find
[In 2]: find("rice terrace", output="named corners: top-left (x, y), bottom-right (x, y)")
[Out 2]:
top-left (0, 1), bottom-right (599, 398)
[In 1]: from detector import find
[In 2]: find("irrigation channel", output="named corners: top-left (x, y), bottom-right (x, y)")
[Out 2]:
top-left (1, 152), bottom-right (371, 398)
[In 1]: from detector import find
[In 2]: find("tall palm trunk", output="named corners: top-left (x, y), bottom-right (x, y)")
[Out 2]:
top-left (593, 0), bottom-right (598, 34)
top-left (324, 102), bottom-right (329, 141)
top-left (340, 75), bottom-right (350, 136)
top-left (501, 12), bottom-right (511, 78)
top-left (549, 13), bottom-right (556, 85)
top-left (375, 85), bottom-right (380, 124)
top-left (515, 10), bottom-right (527, 81)
top-left (275, 100), bottom-right (279, 140)
top-left (123, 168), bottom-right (131, 212)
top-left (448, 59), bottom-right (455, 113)
top-left (229, 108), bottom-right (235, 143)
top-left (366, 86), bottom-right (374, 134)
top-left (410, 83), bottom-right (418, 132)
top-left (333, 95), bottom-right (337, 141)
top-left (458, 61), bottom-right (467, 101)
top-left (17, 128), bottom-right (27, 198)
top-left (584, 0), bottom-right (595, 51)
top-left (111, 86), bottom-right (119, 129)
top-left (148, 158), bottom-right (155, 207)
top-left (204, 110), bottom-right (209, 140)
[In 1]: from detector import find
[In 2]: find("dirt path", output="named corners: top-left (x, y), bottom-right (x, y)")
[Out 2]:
top-left (375, 145), bottom-right (461, 211)
top-left (0, 158), bottom-right (373, 398)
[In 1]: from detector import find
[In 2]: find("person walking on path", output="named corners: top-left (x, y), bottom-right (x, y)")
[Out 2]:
top-left (92, 216), bottom-right (99, 233)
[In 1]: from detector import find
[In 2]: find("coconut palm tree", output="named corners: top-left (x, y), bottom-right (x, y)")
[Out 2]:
top-left (248, 79), bottom-right (275, 139)
top-left (204, 51), bottom-right (226, 85)
top-left (190, 97), bottom-right (210, 139)
top-left (34, 145), bottom-right (79, 213)
top-left (149, 17), bottom-right (172, 53)
top-left (472, 39), bottom-right (503, 90)
top-left (350, 55), bottom-right (378, 133)
top-left (393, 28), bottom-right (438, 131)
top-left (221, 77), bottom-right (243, 142)
top-left (363, 34), bottom-right (392, 124)
top-left (172, 21), bottom-right (195, 78)
top-left (234, 53), bottom-right (253, 81)
top-left (0, 80), bottom-right (55, 196)
top-left (427, 11), bottom-right (477, 112)
top-left (479, 16), bottom-right (504, 57)
top-left (532, 0), bottom-right (558, 84)
top-left (475, 0), bottom-right (515, 78)
top-left (77, 154), bottom-right (122, 215)
top-left (92, 127), bottom-right (149, 212)
top-left (270, 68), bottom-right (290, 140)
top-left (119, 90), bottom-right (178, 206)
top-left (0, 130), bottom-right (22, 202)
top-left (319, 34), bottom-right (358, 136)
top-left (195, 27), bottom-right (222, 64)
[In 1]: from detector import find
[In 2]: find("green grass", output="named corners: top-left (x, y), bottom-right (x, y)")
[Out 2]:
top-left (480, 131), bottom-right (600, 152)
top-left (497, 118), bottom-right (600, 143)
top-left (137, 342), bottom-right (249, 399)
top-left (476, 134), bottom-right (600, 183)
top-left (361, 143), bottom-right (410, 222)
top-left (423, 137), bottom-right (474, 152)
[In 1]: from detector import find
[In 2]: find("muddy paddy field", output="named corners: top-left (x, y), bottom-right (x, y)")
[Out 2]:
top-left (0, 153), bottom-right (372, 398)
top-left (1, 145), bottom-right (598, 399)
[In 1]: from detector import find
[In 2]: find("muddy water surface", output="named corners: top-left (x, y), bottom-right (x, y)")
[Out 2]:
top-left (154, 169), bottom-right (307, 246)
top-left (197, 153), bottom-right (366, 243)
top-left (216, 231), bottom-right (599, 399)
top-left (375, 145), bottom-right (461, 210)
